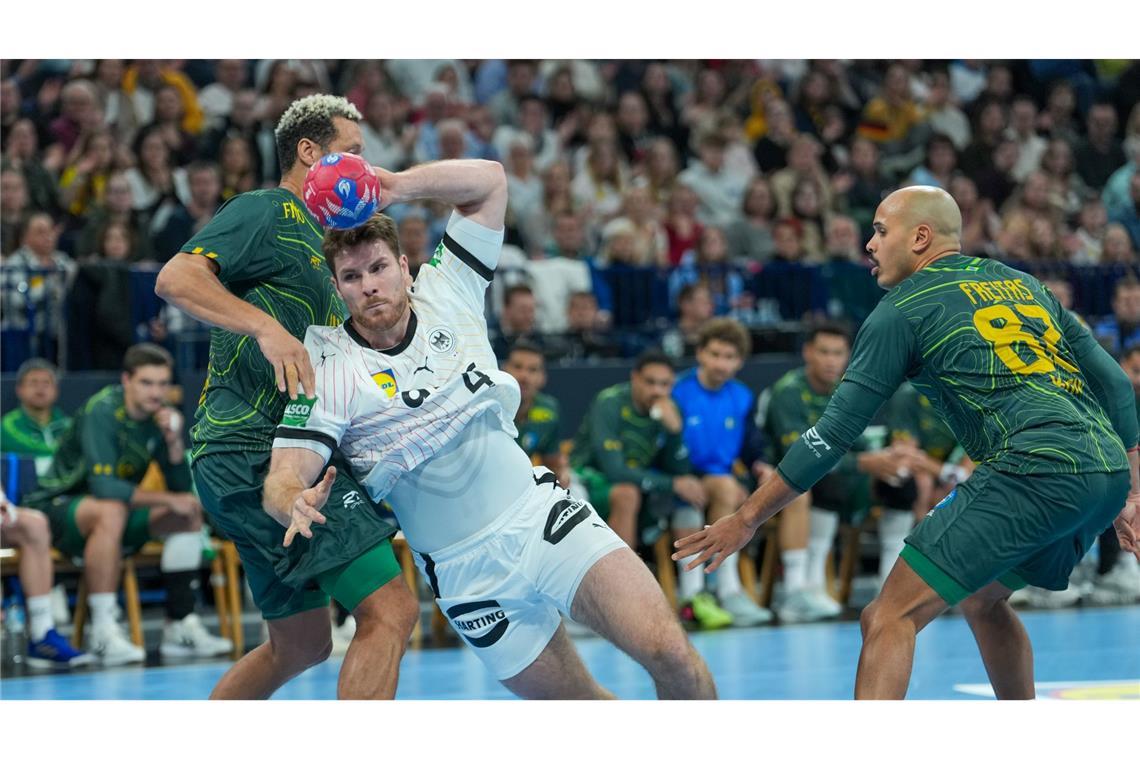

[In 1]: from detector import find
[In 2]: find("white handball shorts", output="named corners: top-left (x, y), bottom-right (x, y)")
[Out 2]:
top-left (411, 467), bottom-right (627, 680)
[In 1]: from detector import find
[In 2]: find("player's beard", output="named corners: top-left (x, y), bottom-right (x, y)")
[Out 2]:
top-left (354, 291), bottom-right (410, 334)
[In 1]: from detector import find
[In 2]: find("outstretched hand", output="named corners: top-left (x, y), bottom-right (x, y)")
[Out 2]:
top-left (671, 513), bottom-right (757, 573)
top-left (1114, 493), bottom-right (1140, 560)
top-left (283, 467), bottom-right (337, 547)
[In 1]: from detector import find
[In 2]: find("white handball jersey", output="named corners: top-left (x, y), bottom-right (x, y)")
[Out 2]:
top-left (273, 212), bottom-right (537, 551)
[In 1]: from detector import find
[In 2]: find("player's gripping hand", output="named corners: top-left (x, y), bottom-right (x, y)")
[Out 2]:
top-left (283, 467), bottom-right (336, 547)
top-left (671, 512), bottom-right (755, 573)
top-left (254, 320), bottom-right (316, 400)
top-left (1114, 493), bottom-right (1140, 560)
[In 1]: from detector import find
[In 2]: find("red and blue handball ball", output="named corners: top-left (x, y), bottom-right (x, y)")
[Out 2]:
top-left (302, 152), bottom-right (381, 229)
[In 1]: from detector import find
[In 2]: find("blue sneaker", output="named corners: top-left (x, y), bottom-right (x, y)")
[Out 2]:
top-left (27, 628), bottom-right (98, 669)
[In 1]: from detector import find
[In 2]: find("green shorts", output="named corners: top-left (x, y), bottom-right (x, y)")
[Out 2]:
top-left (37, 494), bottom-right (152, 561)
top-left (573, 466), bottom-right (679, 545)
top-left (192, 449), bottom-right (400, 620)
top-left (902, 466), bottom-right (1129, 606)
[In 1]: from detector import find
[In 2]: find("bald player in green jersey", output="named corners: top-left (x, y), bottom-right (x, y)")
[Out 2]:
top-left (676, 185), bottom-right (1140, 699)
top-left (155, 95), bottom-right (418, 700)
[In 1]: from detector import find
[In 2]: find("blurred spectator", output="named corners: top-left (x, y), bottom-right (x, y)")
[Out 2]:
top-left (823, 214), bottom-right (863, 264)
top-left (340, 60), bottom-right (391, 114)
top-left (973, 135), bottom-right (1019, 209)
top-left (770, 133), bottom-right (833, 220)
top-left (358, 90), bottom-right (412, 171)
top-left (58, 127), bottom-right (116, 219)
top-left (856, 63), bottom-right (926, 155)
top-left (198, 59), bottom-right (248, 127)
top-left (492, 283), bottom-right (543, 359)
top-left (560, 291), bottom-right (619, 360)
top-left (959, 100), bottom-right (1008, 180)
top-left (539, 162), bottom-right (576, 232)
top-left (949, 174), bottom-right (1000, 256)
top-left (841, 135), bottom-right (890, 237)
top-left (570, 350), bottom-right (704, 552)
top-left (398, 212), bottom-right (431, 278)
top-left (683, 67), bottom-right (729, 136)
top-left (0, 358), bottom-right (68, 458)
top-left (751, 98), bottom-right (797, 173)
top-left (0, 77), bottom-right (23, 142)
top-left (196, 89), bottom-right (263, 177)
top-left (1093, 277), bottom-right (1140, 354)
top-left (540, 210), bottom-right (610, 321)
top-left (151, 161), bottom-right (222, 262)
top-left (127, 126), bottom-right (190, 214)
top-left (640, 62), bottom-right (687, 152)
top-left (1, 166), bottom-right (29, 255)
top-left (678, 131), bottom-right (751, 228)
top-left (91, 58), bottom-right (139, 143)
top-left (668, 226), bottom-right (746, 316)
top-left (615, 90), bottom-right (654, 166)
top-left (74, 171), bottom-right (152, 261)
top-left (1103, 127), bottom-right (1138, 220)
top-left (907, 133), bottom-right (962, 189)
top-left (463, 105), bottom-right (500, 162)
top-left (504, 133), bottom-right (544, 250)
top-left (1040, 137), bottom-right (1093, 218)
top-left (923, 68), bottom-right (971, 151)
top-left (616, 185), bottom-right (668, 267)
top-left (642, 137), bottom-right (680, 205)
top-left (716, 111), bottom-right (761, 183)
top-left (489, 60), bottom-right (538, 126)
top-left (725, 177), bottom-right (777, 266)
top-left (754, 218), bottom-right (827, 321)
top-left (48, 79), bottom-right (101, 156)
top-left (4, 118), bottom-right (61, 215)
top-left (1107, 171), bottom-right (1140, 250)
top-left (493, 94), bottom-right (564, 173)
top-left (571, 129), bottom-right (628, 224)
top-left (1067, 198), bottom-right (1110, 264)
top-left (70, 220), bottom-right (142, 369)
top-left (1074, 101), bottom-right (1126, 191)
top-left (789, 177), bottom-right (829, 261)
top-left (1102, 223), bottom-right (1137, 264)
top-left (949, 60), bottom-right (988, 106)
top-left (1039, 79), bottom-right (1080, 145)
top-left (661, 282), bottom-right (714, 359)
top-left (122, 60), bottom-right (203, 136)
top-left (543, 64), bottom-right (581, 128)
top-left (0, 213), bottom-right (76, 362)
top-left (152, 83), bottom-right (199, 164)
top-left (217, 134), bottom-right (258, 200)
top-left (1007, 95), bottom-right (1047, 182)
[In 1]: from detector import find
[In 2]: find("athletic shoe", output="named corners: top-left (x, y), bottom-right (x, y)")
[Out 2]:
top-left (776, 589), bottom-right (842, 623)
top-left (26, 628), bottom-right (97, 669)
top-left (89, 622), bottom-right (146, 666)
top-left (330, 615), bottom-right (356, 656)
top-left (1010, 585), bottom-right (1082, 609)
top-left (718, 591), bottom-right (773, 627)
top-left (160, 613), bottom-right (234, 658)
top-left (1088, 559), bottom-right (1140, 605)
top-left (50, 584), bottom-right (71, 626)
top-left (809, 587), bottom-right (843, 617)
top-left (679, 592), bottom-right (734, 630)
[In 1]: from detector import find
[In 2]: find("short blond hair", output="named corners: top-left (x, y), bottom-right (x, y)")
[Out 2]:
top-left (274, 94), bottom-right (361, 173)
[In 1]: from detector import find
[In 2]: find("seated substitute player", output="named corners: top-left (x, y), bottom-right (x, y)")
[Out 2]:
top-left (25, 344), bottom-right (232, 665)
top-left (0, 359), bottom-right (70, 459)
top-left (670, 317), bottom-right (772, 626)
top-left (502, 340), bottom-right (565, 479)
top-left (1, 486), bottom-right (95, 668)
top-left (676, 186), bottom-right (1140, 699)
top-left (266, 159), bottom-right (716, 699)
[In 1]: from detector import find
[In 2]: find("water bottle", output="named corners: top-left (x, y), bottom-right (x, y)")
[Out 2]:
top-left (3, 603), bottom-right (27, 665)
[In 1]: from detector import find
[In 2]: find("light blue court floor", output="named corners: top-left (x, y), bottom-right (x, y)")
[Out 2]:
top-left (3, 605), bottom-right (1138, 700)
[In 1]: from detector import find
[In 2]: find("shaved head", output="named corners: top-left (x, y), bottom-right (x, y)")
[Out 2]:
top-left (865, 185), bottom-right (965, 289)
top-left (880, 185), bottom-right (963, 240)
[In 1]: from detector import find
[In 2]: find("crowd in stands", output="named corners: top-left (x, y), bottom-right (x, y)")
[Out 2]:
top-left (2, 59), bottom-right (1139, 373)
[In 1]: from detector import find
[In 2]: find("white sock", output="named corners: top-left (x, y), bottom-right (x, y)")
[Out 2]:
top-left (806, 508), bottom-right (839, 590)
top-left (716, 551), bottom-right (743, 597)
top-left (677, 560), bottom-right (705, 600)
top-left (878, 509), bottom-right (915, 588)
top-left (26, 594), bottom-right (53, 641)
top-left (782, 549), bottom-right (808, 592)
top-left (88, 592), bottom-right (118, 629)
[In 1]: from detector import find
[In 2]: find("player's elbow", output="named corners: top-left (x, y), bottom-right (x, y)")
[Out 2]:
top-left (155, 258), bottom-right (183, 303)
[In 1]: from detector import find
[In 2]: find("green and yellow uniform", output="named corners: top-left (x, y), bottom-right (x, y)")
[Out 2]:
top-left (516, 392), bottom-right (561, 461)
top-left (0, 407), bottom-right (70, 458)
top-left (777, 254), bottom-right (1135, 604)
top-left (180, 189), bottom-right (398, 618)
top-left (570, 382), bottom-right (691, 527)
top-left (759, 368), bottom-right (882, 520)
top-left (24, 386), bottom-right (188, 559)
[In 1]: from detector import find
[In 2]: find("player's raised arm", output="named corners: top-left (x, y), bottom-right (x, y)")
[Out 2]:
top-left (374, 159), bottom-right (508, 234)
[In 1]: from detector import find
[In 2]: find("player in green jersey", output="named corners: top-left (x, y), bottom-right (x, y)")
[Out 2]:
top-left (502, 340), bottom-right (563, 474)
top-left (0, 359), bottom-right (69, 458)
top-left (155, 94), bottom-right (418, 699)
top-left (676, 186), bottom-right (1140, 699)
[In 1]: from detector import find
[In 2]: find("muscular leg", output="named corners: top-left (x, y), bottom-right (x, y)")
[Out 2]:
top-left (779, 492), bottom-right (810, 550)
top-left (607, 483), bottom-right (642, 548)
top-left (74, 498), bottom-right (129, 593)
top-left (210, 606), bottom-right (332, 699)
top-left (1, 508), bottom-right (53, 596)
top-left (338, 575), bottom-right (419, 699)
top-left (571, 547), bottom-right (716, 699)
top-left (501, 623), bottom-right (614, 700)
top-left (703, 475), bottom-right (746, 522)
top-left (855, 558), bottom-right (948, 699)
top-left (960, 581), bottom-right (1034, 699)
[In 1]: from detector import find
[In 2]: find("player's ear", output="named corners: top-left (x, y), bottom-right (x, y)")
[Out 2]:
top-left (296, 138), bottom-right (321, 171)
top-left (912, 222), bottom-right (933, 255)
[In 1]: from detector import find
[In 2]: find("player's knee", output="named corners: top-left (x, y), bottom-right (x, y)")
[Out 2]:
top-left (91, 500), bottom-right (130, 534)
top-left (273, 632), bottom-right (332, 672)
top-left (354, 582), bottom-right (420, 641)
top-left (17, 508), bottom-right (52, 549)
top-left (642, 628), bottom-right (699, 679)
top-left (608, 483), bottom-right (641, 514)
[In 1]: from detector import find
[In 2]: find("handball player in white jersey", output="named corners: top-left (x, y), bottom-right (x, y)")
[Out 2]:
top-left (263, 159), bottom-right (715, 699)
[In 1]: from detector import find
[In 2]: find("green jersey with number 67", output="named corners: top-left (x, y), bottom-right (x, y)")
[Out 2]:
top-left (844, 254), bottom-right (1128, 475)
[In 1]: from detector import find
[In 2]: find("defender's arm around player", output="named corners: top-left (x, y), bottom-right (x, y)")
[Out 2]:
top-left (266, 158), bottom-right (716, 699)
